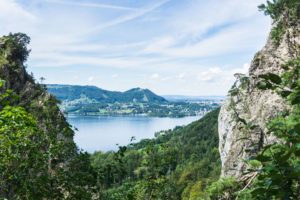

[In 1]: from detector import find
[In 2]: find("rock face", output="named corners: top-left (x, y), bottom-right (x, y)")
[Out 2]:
top-left (218, 25), bottom-right (300, 178)
top-left (0, 34), bottom-right (77, 165)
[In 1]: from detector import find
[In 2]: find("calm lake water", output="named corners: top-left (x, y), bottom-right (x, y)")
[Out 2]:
top-left (67, 115), bottom-right (200, 153)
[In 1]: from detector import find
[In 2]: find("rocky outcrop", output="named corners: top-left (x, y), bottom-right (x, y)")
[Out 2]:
top-left (0, 33), bottom-right (77, 166)
top-left (0, 34), bottom-right (98, 199)
top-left (218, 24), bottom-right (300, 178)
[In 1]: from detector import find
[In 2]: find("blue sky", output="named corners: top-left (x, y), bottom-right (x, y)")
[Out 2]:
top-left (0, 0), bottom-right (271, 95)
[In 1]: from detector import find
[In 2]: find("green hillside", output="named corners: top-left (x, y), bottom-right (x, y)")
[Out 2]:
top-left (47, 84), bottom-right (220, 117)
top-left (47, 84), bottom-right (168, 103)
top-left (91, 108), bottom-right (221, 199)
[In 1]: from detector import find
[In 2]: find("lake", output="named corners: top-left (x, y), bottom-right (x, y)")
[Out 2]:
top-left (67, 115), bottom-right (200, 153)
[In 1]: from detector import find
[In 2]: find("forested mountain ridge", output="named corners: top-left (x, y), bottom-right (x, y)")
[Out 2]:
top-left (47, 84), bottom-right (219, 117)
top-left (47, 84), bottom-right (168, 103)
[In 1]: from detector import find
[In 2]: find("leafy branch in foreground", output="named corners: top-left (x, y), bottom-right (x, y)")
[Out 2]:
top-left (245, 58), bottom-right (300, 199)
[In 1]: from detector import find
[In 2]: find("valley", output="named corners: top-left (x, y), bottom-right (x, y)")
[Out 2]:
top-left (1, 1), bottom-right (300, 199)
top-left (48, 84), bottom-right (222, 117)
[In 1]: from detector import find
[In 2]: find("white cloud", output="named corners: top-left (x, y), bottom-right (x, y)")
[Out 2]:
top-left (143, 17), bottom-right (270, 58)
top-left (72, 75), bottom-right (79, 80)
top-left (197, 63), bottom-right (250, 83)
top-left (0, 0), bottom-right (37, 35)
top-left (84, 0), bottom-right (170, 34)
top-left (45, 0), bottom-right (138, 11)
top-left (198, 67), bottom-right (222, 81)
top-left (161, 76), bottom-right (171, 81)
top-left (112, 74), bottom-right (119, 78)
top-left (144, 36), bottom-right (175, 53)
top-left (169, 0), bottom-right (266, 37)
top-left (176, 73), bottom-right (186, 80)
top-left (151, 73), bottom-right (160, 79)
top-left (2, 0), bottom-right (270, 95)
top-left (234, 63), bottom-right (250, 75)
top-left (88, 76), bottom-right (94, 82)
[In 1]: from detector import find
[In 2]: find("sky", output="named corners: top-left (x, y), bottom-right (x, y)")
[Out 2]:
top-left (0, 0), bottom-right (271, 96)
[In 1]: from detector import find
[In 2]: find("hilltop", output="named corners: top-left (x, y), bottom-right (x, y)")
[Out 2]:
top-left (47, 84), bottom-right (220, 117)
top-left (47, 84), bottom-right (167, 104)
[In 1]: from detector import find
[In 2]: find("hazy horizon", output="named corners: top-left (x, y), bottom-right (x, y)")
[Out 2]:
top-left (1, 0), bottom-right (271, 95)
top-left (47, 83), bottom-right (227, 97)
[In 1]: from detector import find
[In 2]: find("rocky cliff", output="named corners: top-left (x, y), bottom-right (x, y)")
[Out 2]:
top-left (0, 34), bottom-right (77, 159)
top-left (218, 3), bottom-right (300, 178)
top-left (0, 33), bottom-right (98, 199)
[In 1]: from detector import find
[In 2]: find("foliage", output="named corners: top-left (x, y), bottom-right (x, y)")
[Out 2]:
top-left (0, 104), bottom-right (48, 199)
top-left (91, 108), bottom-right (221, 199)
top-left (258, 0), bottom-right (300, 46)
top-left (0, 80), bottom-right (98, 199)
top-left (47, 84), bottom-right (219, 118)
top-left (205, 177), bottom-right (241, 200)
top-left (0, 33), bottom-right (31, 64)
top-left (245, 58), bottom-right (300, 199)
top-left (0, 32), bottom-right (220, 199)
top-left (0, 34), bottom-right (100, 199)
top-left (258, 0), bottom-right (300, 21)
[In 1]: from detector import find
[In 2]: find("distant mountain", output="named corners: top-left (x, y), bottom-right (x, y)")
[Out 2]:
top-left (47, 84), bottom-right (168, 104)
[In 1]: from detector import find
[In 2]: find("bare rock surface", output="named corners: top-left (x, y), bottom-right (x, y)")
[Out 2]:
top-left (219, 25), bottom-right (300, 178)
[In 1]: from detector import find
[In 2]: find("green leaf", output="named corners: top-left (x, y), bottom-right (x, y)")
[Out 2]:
top-left (256, 154), bottom-right (271, 162)
top-left (257, 81), bottom-right (272, 90)
top-left (294, 123), bottom-right (300, 133)
top-left (258, 74), bottom-right (270, 79)
top-left (257, 81), bottom-right (267, 89)
top-left (0, 80), bottom-right (4, 88)
top-left (291, 95), bottom-right (300, 105)
top-left (280, 90), bottom-right (292, 97)
top-left (268, 73), bottom-right (282, 84)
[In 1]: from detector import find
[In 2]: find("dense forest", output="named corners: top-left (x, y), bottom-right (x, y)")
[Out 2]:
top-left (91, 108), bottom-right (221, 199)
top-left (1, 0), bottom-right (300, 199)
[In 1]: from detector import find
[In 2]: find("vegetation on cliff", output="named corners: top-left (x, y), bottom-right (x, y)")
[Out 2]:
top-left (214, 1), bottom-right (300, 199)
top-left (259, 0), bottom-right (300, 45)
top-left (244, 59), bottom-right (300, 199)
top-left (0, 33), bottom-right (97, 199)
top-left (213, 55), bottom-right (300, 200)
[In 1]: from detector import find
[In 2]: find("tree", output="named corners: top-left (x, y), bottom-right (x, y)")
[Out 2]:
top-left (0, 80), bottom-right (49, 199)
top-left (0, 33), bottom-right (31, 63)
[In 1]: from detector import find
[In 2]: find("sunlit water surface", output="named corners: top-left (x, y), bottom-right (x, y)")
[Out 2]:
top-left (67, 115), bottom-right (200, 153)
